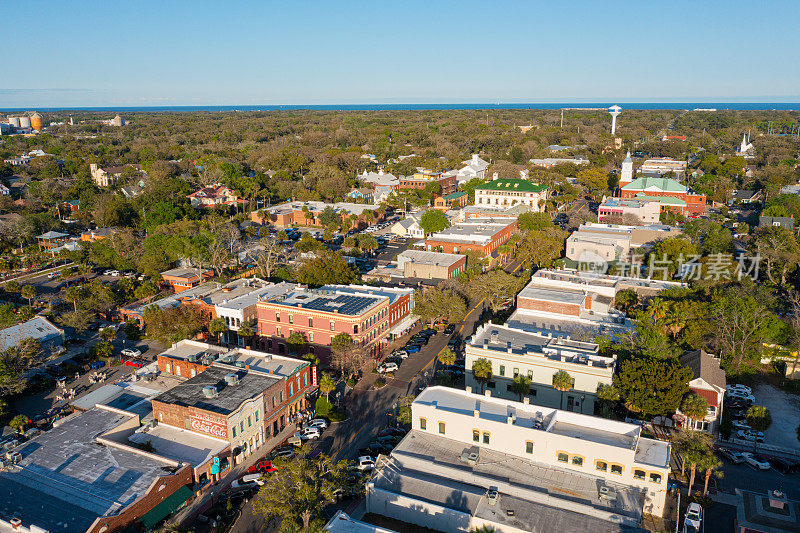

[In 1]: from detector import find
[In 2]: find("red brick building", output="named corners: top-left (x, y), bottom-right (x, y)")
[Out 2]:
top-left (161, 266), bottom-right (214, 293)
top-left (619, 177), bottom-right (706, 216)
top-left (399, 170), bottom-right (458, 197)
top-left (425, 217), bottom-right (518, 257)
top-left (251, 200), bottom-right (384, 229)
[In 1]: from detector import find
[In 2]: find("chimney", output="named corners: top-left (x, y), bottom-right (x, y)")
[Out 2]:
top-left (9, 519), bottom-right (21, 530)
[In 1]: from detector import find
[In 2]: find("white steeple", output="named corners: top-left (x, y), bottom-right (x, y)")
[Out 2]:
top-left (620, 150), bottom-right (633, 186)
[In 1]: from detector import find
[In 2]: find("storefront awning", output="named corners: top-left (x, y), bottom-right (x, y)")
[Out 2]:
top-left (389, 314), bottom-right (420, 336)
top-left (138, 485), bottom-right (194, 529)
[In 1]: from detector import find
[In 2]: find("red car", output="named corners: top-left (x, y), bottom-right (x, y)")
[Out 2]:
top-left (247, 459), bottom-right (278, 474)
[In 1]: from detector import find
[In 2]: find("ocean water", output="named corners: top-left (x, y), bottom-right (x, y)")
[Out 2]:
top-left (3, 102), bottom-right (799, 113)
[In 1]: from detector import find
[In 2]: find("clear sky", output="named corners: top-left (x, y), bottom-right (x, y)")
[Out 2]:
top-left (3, 0), bottom-right (799, 107)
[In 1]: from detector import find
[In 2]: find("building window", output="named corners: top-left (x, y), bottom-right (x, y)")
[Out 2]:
top-left (610, 464), bottom-right (623, 475)
top-left (330, 321), bottom-right (335, 331)
top-left (525, 441), bottom-right (534, 454)
top-left (240, 421), bottom-right (245, 433)
top-left (165, 363), bottom-right (171, 374)
top-left (557, 452), bottom-right (569, 463)
top-left (482, 432), bottom-right (490, 445)
top-left (248, 415), bottom-right (252, 428)
top-left (419, 417), bottom-right (427, 430)
top-left (572, 456), bottom-right (584, 467)
top-left (473, 430), bottom-right (480, 442)
top-left (277, 326), bottom-right (281, 337)
top-left (159, 413), bottom-right (163, 422)
top-left (499, 365), bottom-right (505, 377)
top-left (527, 370), bottom-right (533, 379)
top-left (308, 317), bottom-right (313, 327)
top-left (354, 324), bottom-right (358, 334)
top-left (232, 426), bottom-right (237, 438)
top-left (513, 368), bottom-right (519, 377)
top-left (596, 460), bottom-right (608, 472)
top-left (309, 332), bottom-right (314, 342)
top-left (276, 313), bottom-right (280, 322)
top-left (289, 314), bottom-right (293, 324)
top-left (190, 368), bottom-right (196, 377)
top-left (176, 366), bottom-right (181, 377)
top-left (649, 473), bottom-right (662, 484)
top-left (255, 411), bottom-right (259, 422)
top-left (438, 422), bottom-right (446, 435)
top-left (634, 469), bottom-right (646, 480)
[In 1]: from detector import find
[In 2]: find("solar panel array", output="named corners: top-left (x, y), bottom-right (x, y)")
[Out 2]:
top-left (279, 293), bottom-right (377, 315)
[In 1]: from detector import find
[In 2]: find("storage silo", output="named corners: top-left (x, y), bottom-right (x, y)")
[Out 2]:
top-left (30, 112), bottom-right (42, 131)
top-left (18, 116), bottom-right (31, 129)
top-left (8, 116), bottom-right (21, 128)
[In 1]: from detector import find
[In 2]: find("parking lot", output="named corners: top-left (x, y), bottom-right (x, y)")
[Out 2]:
top-left (752, 382), bottom-right (800, 452)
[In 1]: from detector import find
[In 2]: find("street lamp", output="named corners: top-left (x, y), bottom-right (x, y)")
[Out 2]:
top-left (580, 395), bottom-right (585, 414)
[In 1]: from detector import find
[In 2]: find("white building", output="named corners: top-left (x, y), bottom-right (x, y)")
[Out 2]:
top-left (359, 169), bottom-right (399, 188)
top-left (390, 212), bottom-right (424, 238)
top-left (639, 158), bottom-right (687, 177)
top-left (565, 223), bottom-right (682, 263)
top-left (619, 151), bottom-right (634, 187)
top-left (597, 197), bottom-right (661, 225)
top-left (365, 387), bottom-right (671, 532)
top-left (465, 323), bottom-right (615, 414)
top-left (456, 154), bottom-right (490, 184)
top-left (530, 156), bottom-right (590, 168)
top-left (474, 179), bottom-right (548, 213)
top-left (213, 280), bottom-right (298, 345)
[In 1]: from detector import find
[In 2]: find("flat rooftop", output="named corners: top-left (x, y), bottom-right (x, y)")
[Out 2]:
top-left (152, 367), bottom-right (279, 415)
top-left (128, 423), bottom-right (227, 468)
top-left (161, 266), bottom-right (209, 278)
top-left (375, 430), bottom-right (646, 532)
top-left (265, 287), bottom-right (385, 316)
top-left (518, 285), bottom-right (588, 305)
top-left (507, 309), bottom-right (633, 340)
top-left (397, 249), bottom-right (464, 267)
top-left (215, 280), bottom-right (297, 310)
top-left (0, 407), bottom-right (179, 533)
top-left (159, 340), bottom-right (308, 378)
top-left (413, 387), bottom-right (669, 466)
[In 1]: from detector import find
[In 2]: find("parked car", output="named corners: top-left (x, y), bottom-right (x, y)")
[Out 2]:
top-left (727, 390), bottom-right (756, 403)
top-left (404, 345), bottom-right (421, 353)
top-left (247, 459), bottom-right (278, 474)
top-left (294, 427), bottom-right (321, 441)
top-left (683, 502), bottom-right (703, 533)
top-left (377, 426), bottom-right (405, 438)
top-left (718, 448), bottom-right (745, 464)
top-left (444, 324), bottom-right (456, 335)
top-left (741, 452), bottom-right (771, 470)
top-left (731, 420), bottom-right (751, 431)
top-left (377, 362), bottom-right (399, 374)
top-left (270, 447), bottom-right (296, 460)
top-left (737, 429), bottom-right (765, 442)
top-left (307, 418), bottom-right (328, 430)
top-left (231, 475), bottom-right (262, 489)
top-left (351, 456), bottom-right (375, 471)
top-left (769, 457), bottom-right (800, 474)
top-left (392, 350), bottom-right (409, 360)
top-left (120, 348), bottom-right (142, 358)
top-left (727, 384), bottom-right (752, 395)
top-left (366, 441), bottom-right (392, 454)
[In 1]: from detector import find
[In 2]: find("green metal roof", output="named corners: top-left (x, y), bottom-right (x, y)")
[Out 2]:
top-left (138, 485), bottom-right (193, 529)
top-left (443, 192), bottom-right (466, 200)
top-left (475, 179), bottom-right (547, 193)
top-left (622, 177), bottom-right (687, 193)
top-left (633, 193), bottom-right (687, 206)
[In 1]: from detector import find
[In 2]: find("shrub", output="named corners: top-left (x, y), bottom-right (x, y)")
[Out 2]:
top-left (315, 396), bottom-right (333, 417)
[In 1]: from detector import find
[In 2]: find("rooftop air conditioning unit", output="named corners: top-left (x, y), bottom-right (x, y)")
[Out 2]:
top-left (235, 361), bottom-right (246, 368)
top-left (202, 385), bottom-right (218, 398)
top-left (187, 354), bottom-right (198, 363)
top-left (225, 373), bottom-right (240, 386)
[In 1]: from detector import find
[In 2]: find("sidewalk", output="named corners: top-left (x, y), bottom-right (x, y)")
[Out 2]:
top-left (172, 423), bottom-right (298, 526)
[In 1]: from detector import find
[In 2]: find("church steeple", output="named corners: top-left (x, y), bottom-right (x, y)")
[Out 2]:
top-left (620, 150), bottom-right (634, 187)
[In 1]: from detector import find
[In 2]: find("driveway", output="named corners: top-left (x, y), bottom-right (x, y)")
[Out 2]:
top-left (751, 382), bottom-right (800, 452)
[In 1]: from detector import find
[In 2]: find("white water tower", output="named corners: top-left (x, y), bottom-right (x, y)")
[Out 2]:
top-left (608, 105), bottom-right (622, 135)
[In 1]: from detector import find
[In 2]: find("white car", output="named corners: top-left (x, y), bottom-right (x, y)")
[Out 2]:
top-left (108, 270), bottom-right (120, 277)
top-left (120, 348), bottom-right (142, 358)
top-left (727, 384), bottom-right (752, 395)
top-left (230, 476), bottom-right (260, 490)
top-left (741, 452), bottom-right (771, 470)
top-left (392, 350), bottom-right (409, 360)
top-left (737, 429), bottom-right (765, 442)
top-left (377, 362), bottom-right (399, 374)
top-left (683, 502), bottom-right (703, 532)
top-left (731, 420), bottom-right (751, 431)
top-left (307, 418), bottom-right (328, 430)
top-left (351, 456), bottom-right (375, 471)
top-left (239, 473), bottom-right (265, 486)
top-left (103, 269), bottom-right (115, 276)
top-left (294, 427), bottom-right (321, 441)
top-left (727, 390), bottom-right (756, 402)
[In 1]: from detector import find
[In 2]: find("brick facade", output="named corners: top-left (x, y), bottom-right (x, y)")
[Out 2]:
top-left (516, 295), bottom-right (589, 317)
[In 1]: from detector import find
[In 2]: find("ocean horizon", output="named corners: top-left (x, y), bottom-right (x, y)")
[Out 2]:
top-left (2, 102), bottom-right (799, 113)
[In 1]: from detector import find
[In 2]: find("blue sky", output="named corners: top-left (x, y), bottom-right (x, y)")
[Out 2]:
top-left (3, 0), bottom-right (799, 106)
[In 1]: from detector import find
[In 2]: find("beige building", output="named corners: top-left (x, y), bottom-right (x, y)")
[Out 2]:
top-left (565, 223), bottom-right (682, 262)
top-left (597, 197), bottom-right (661, 224)
top-left (465, 322), bottom-right (614, 414)
top-left (364, 387), bottom-right (671, 532)
top-left (396, 249), bottom-right (467, 280)
top-left (474, 179), bottom-right (548, 213)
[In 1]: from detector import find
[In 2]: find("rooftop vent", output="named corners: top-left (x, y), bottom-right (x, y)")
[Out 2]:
top-left (459, 446), bottom-right (479, 466)
top-left (490, 331), bottom-right (499, 343)
top-left (202, 385), bottom-right (218, 398)
top-left (235, 361), bottom-right (246, 368)
top-left (225, 373), bottom-right (240, 386)
top-left (187, 354), bottom-right (198, 363)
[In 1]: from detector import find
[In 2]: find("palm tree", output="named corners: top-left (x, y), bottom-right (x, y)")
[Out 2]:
top-left (436, 348), bottom-right (456, 376)
top-left (99, 326), bottom-right (116, 343)
top-left (511, 374), bottom-right (532, 402)
top-left (552, 370), bottom-right (573, 410)
top-left (471, 358), bottom-right (492, 393)
top-left (319, 372), bottom-right (336, 401)
top-left (700, 451), bottom-right (723, 496)
top-left (681, 393), bottom-right (709, 433)
top-left (20, 284), bottom-right (36, 307)
top-left (63, 285), bottom-right (84, 312)
top-left (208, 317), bottom-right (228, 344)
top-left (672, 431), bottom-right (712, 496)
top-left (746, 405), bottom-right (772, 451)
top-left (237, 322), bottom-right (255, 348)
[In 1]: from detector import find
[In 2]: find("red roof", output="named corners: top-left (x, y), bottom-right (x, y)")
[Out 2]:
top-left (691, 387), bottom-right (720, 407)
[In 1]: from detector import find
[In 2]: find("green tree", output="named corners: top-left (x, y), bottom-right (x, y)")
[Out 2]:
top-left (318, 372), bottom-right (336, 401)
top-left (700, 450), bottom-right (723, 496)
top-left (438, 348), bottom-right (456, 368)
top-left (648, 237), bottom-right (698, 279)
top-left (208, 317), bottom-right (228, 343)
top-left (615, 356), bottom-right (692, 418)
top-left (287, 331), bottom-right (307, 355)
top-left (318, 206), bottom-right (341, 228)
top-left (357, 233), bottom-right (378, 256)
top-left (237, 322), bottom-right (254, 348)
top-left (552, 370), bottom-right (573, 410)
top-left (672, 431), bottom-right (713, 497)
top-left (252, 450), bottom-right (350, 530)
top-left (94, 340), bottom-right (114, 360)
top-left (63, 284), bottom-right (86, 312)
top-left (58, 309), bottom-right (94, 333)
top-left (395, 395), bottom-right (414, 426)
top-left (9, 414), bottom-right (28, 433)
top-left (576, 167), bottom-right (610, 193)
top-left (681, 393), bottom-right (709, 432)
top-left (99, 326), bottom-right (116, 343)
top-left (330, 333), bottom-right (364, 379)
top-left (517, 211), bottom-right (554, 232)
top-left (5, 280), bottom-right (21, 294)
top-left (296, 251), bottom-right (359, 286)
top-left (20, 285), bottom-right (36, 306)
top-left (511, 373), bottom-right (532, 402)
top-left (419, 209), bottom-right (450, 235)
top-left (413, 287), bottom-right (467, 327)
top-left (514, 227), bottom-right (567, 268)
top-left (469, 269), bottom-right (525, 313)
top-left (614, 289), bottom-right (638, 314)
top-left (746, 405), bottom-right (772, 450)
top-left (471, 358), bottom-right (492, 393)
top-left (143, 305), bottom-right (204, 345)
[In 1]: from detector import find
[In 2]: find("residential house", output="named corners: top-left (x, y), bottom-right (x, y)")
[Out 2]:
top-left (390, 213), bottom-right (425, 239)
top-left (530, 156), bottom-right (590, 168)
top-left (36, 230), bottom-right (71, 250)
top-left (188, 183), bottom-right (243, 208)
top-left (425, 217), bottom-right (518, 258)
top-left (679, 349), bottom-right (726, 433)
top-left (565, 223), bottom-right (682, 262)
top-left (80, 227), bottom-right (117, 242)
top-left (597, 197), bottom-right (661, 224)
top-left (456, 154), bottom-right (490, 184)
top-left (399, 170), bottom-right (457, 197)
top-left (433, 191), bottom-right (468, 211)
top-left (346, 188), bottom-right (374, 203)
top-left (758, 215), bottom-right (794, 230)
